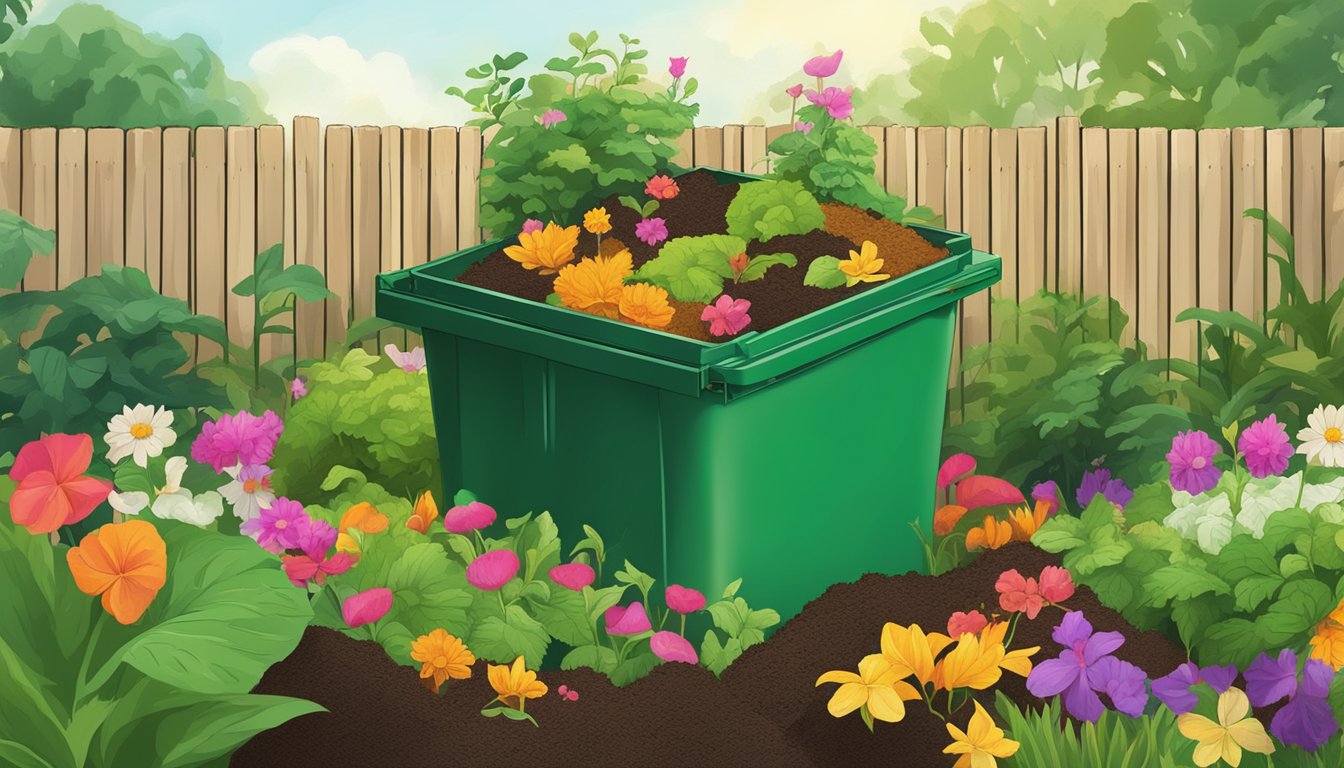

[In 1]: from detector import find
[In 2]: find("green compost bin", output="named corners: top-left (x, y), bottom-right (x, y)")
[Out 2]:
top-left (376, 168), bottom-right (1001, 626)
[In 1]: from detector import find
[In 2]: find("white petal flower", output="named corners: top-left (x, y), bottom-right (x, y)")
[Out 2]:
top-left (103, 404), bottom-right (177, 468)
top-left (108, 490), bottom-right (149, 516)
top-left (163, 456), bottom-right (187, 493)
top-left (1298, 404), bottom-right (1344, 468)
top-left (152, 490), bottom-right (224, 527)
top-left (218, 465), bottom-right (276, 522)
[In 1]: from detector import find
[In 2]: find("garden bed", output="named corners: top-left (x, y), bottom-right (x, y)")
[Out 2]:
top-left (232, 543), bottom-right (1184, 768)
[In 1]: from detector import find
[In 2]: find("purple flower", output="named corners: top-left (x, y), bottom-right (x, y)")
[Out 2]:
top-left (521, 219), bottom-right (544, 235)
top-left (1031, 481), bottom-right (1061, 516)
top-left (290, 377), bottom-right (307, 400)
top-left (668, 56), bottom-right (688, 79)
top-left (804, 86), bottom-right (853, 120)
top-left (1239, 414), bottom-right (1294, 478)
top-left (1025, 611), bottom-right (1149, 722)
top-left (240, 497), bottom-right (309, 553)
top-left (1167, 430), bottom-right (1222, 495)
top-left (540, 109), bottom-right (566, 128)
top-left (190, 410), bottom-right (284, 473)
top-left (1076, 468), bottom-right (1133, 510)
top-left (635, 217), bottom-right (668, 247)
top-left (289, 515), bottom-right (339, 559)
top-left (1151, 661), bottom-right (1238, 715)
top-left (1245, 650), bottom-right (1340, 751)
top-left (802, 49), bottom-right (843, 78)
top-left (794, 121), bottom-right (814, 135)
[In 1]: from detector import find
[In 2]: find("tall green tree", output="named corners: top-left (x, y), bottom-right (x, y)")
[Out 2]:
top-left (0, 3), bottom-right (269, 128)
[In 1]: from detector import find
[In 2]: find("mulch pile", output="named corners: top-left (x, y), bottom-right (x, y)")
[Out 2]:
top-left (232, 544), bottom-right (1187, 768)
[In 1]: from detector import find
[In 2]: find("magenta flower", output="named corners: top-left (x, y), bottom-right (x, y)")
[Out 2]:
top-left (804, 86), bottom-right (853, 120)
top-left (604, 602), bottom-right (652, 635)
top-left (785, 83), bottom-right (804, 99)
top-left (1151, 661), bottom-right (1237, 716)
top-left (240, 497), bottom-right (309, 553)
top-left (794, 121), bottom-right (814, 135)
top-left (650, 631), bottom-right (699, 664)
top-left (343, 587), bottom-right (393, 628)
top-left (1239, 414), bottom-right (1293, 478)
top-left (1076, 468), bottom-right (1133, 510)
top-left (283, 551), bottom-right (356, 588)
top-left (384, 343), bottom-right (426, 373)
top-left (634, 217), bottom-right (668, 247)
top-left (549, 562), bottom-right (596, 591)
top-left (668, 56), bottom-right (688, 79)
top-left (1025, 611), bottom-right (1149, 722)
top-left (1167, 430), bottom-right (1222, 495)
top-left (936, 454), bottom-right (977, 490)
top-left (290, 515), bottom-right (339, 559)
top-left (1031, 481), bottom-right (1061, 516)
top-left (802, 49), bottom-right (843, 78)
top-left (521, 219), bottom-right (544, 235)
top-left (290, 377), bottom-right (307, 400)
top-left (665, 584), bottom-right (706, 614)
top-left (700, 295), bottom-right (751, 337)
top-left (540, 109), bottom-right (566, 128)
top-left (443, 500), bottom-right (497, 534)
top-left (1245, 649), bottom-right (1339, 751)
top-left (190, 410), bottom-right (284, 473)
top-left (466, 549), bottom-right (519, 591)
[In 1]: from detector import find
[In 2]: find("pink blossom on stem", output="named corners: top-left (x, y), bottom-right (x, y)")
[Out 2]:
top-left (668, 56), bottom-right (688, 79)
top-left (804, 86), bottom-right (853, 120)
top-left (466, 549), bottom-right (519, 591)
top-left (700, 295), bottom-right (751, 337)
top-left (802, 49), bottom-right (843, 78)
top-left (540, 109), bottom-right (567, 128)
top-left (786, 83), bottom-right (804, 99)
top-left (342, 587), bottom-right (393, 628)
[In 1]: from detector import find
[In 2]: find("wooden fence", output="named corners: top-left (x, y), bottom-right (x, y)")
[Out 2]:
top-left (1, 117), bottom-right (1342, 381)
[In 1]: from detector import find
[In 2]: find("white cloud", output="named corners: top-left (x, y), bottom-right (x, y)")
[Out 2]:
top-left (248, 34), bottom-right (469, 127)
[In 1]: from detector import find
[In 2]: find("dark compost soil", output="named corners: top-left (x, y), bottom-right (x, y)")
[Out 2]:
top-left (454, 170), bottom-right (950, 342)
top-left (234, 544), bottom-right (1186, 768)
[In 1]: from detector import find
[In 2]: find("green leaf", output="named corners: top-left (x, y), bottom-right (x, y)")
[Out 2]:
top-left (803, 255), bottom-right (847, 289)
top-left (454, 489), bottom-right (478, 506)
top-left (610, 649), bottom-right (659, 687)
top-left (384, 543), bottom-right (472, 638)
top-left (480, 704), bottom-right (538, 727)
top-left (700, 630), bottom-right (743, 676)
top-left (724, 180), bottom-right (825, 242)
top-left (530, 585), bottom-right (593, 647)
top-left (539, 145), bottom-right (593, 173)
top-left (0, 210), bottom-right (55, 290)
top-left (560, 644), bottom-right (618, 674)
top-left (26, 346), bottom-right (68, 401)
top-left (263, 264), bottom-right (333, 303)
top-left (113, 462), bottom-right (156, 496)
top-left (319, 465), bottom-right (368, 492)
top-left (737, 253), bottom-right (796, 283)
top-left (615, 559), bottom-right (656, 599)
top-left (468, 604), bottom-right (550, 667)
top-left (1142, 562), bottom-right (1231, 604)
top-left (721, 578), bottom-right (743, 600)
top-left (634, 235), bottom-right (742, 302)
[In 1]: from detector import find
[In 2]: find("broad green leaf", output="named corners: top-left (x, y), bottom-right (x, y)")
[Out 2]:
top-left (262, 264), bottom-right (333, 303)
top-left (724, 180), bottom-right (825, 242)
top-left (615, 559), bottom-right (656, 599)
top-left (469, 604), bottom-right (550, 667)
top-left (560, 644), bottom-right (617, 674)
top-left (384, 543), bottom-right (472, 637)
top-left (1142, 561), bottom-right (1231, 604)
top-left (27, 346), bottom-right (68, 401)
top-left (610, 650), bottom-right (659, 687)
top-left (634, 235), bottom-right (741, 302)
top-left (529, 583), bottom-right (594, 647)
top-left (737, 253), bottom-right (796, 283)
top-left (803, 255), bottom-right (847, 289)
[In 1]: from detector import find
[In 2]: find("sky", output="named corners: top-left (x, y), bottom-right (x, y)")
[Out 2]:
top-left (28, 0), bottom-right (966, 127)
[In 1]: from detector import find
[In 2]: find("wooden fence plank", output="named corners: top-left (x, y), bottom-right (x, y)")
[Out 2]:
top-left (961, 126), bottom-right (991, 354)
top-left (194, 127), bottom-right (226, 361)
top-left (379, 126), bottom-right (404, 351)
top-left (1108, 129), bottom-right (1137, 345)
top-left (1057, 117), bottom-right (1082, 297)
top-left (325, 125), bottom-right (354, 348)
top-left (693, 126), bottom-right (723, 169)
top-left (0, 127), bottom-right (19, 215)
top-left (125, 128), bottom-right (162, 289)
top-left (56, 128), bottom-right (86, 288)
top-left (1265, 130), bottom-right (1292, 324)
top-left (161, 128), bottom-right (191, 307)
top-left (944, 127), bottom-right (963, 398)
top-left (884, 126), bottom-right (916, 203)
top-left (1326, 128), bottom-right (1344, 295)
top-left (917, 126), bottom-right (947, 218)
top-left (458, 126), bottom-right (482, 248)
top-left (743, 124), bottom-right (768, 175)
top-left (1197, 129), bottom-right (1232, 320)
top-left (87, 128), bottom-right (124, 276)
top-left (257, 124), bottom-right (289, 364)
top-left (1170, 130), bottom-right (1198, 363)
top-left (721, 124), bottom-right (743, 172)
top-left (20, 128), bottom-right (56, 292)
top-left (1138, 127), bottom-right (1170, 360)
top-left (402, 128), bottom-right (430, 268)
top-left (991, 128), bottom-right (1018, 310)
top-left (1294, 127), bottom-right (1325, 302)
top-left (293, 117), bottom-right (324, 362)
top-left (1045, 118), bottom-right (1059, 293)
top-left (352, 126), bottom-right (381, 351)
top-left (226, 126), bottom-right (257, 354)
top-left (1081, 127), bottom-right (1108, 304)
top-left (1018, 127), bottom-right (1047, 302)
top-left (1231, 127), bottom-right (1265, 324)
top-left (672, 130), bottom-right (692, 168)
top-left (429, 126), bottom-right (458, 260)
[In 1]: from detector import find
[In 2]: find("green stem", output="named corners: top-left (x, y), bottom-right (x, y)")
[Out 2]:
top-left (1295, 470), bottom-right (1308, 510)
top-left (497, 591), bottom-right (508, 616)
top-left (679, 614), bottom-right (686, 638)
top-left (584, 590), bottom-right (600, 646)
top-left (73, 616), bottom-right (107, 706)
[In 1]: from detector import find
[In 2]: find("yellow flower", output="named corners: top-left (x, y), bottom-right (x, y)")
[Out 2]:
top-left (554, 249), bottom-right (633, 319)
top-left (619, 282), bottom-right (675, 329)
top-left (335, 502), bottom-right (389, 555)
top-left (944, 700), bottom-right (1020, 768)
top-left (406, 490), bottom-right (439, 534)
top-left (582, 207), bottom-right (612, 235)
top-left (979, 620), bottom-right (1039, 678)
top-left (487, 655), bottom-right (548, 712)
top-left (966, 515), bottom-right (1013, 551)
top-left (881, 622), bottom-right (953, 688)
top-left (1006, 499), bottom-right (1050, 541)
top-left (410, 628), bottom-right (475, 693)
top-left (1310, 597), bottom-right (1344, 670)
top-left (504, 222), bottom-right (579, 274)
top-left (815, 653), bottom-right (920, 728)
top-left (934, 631), bottom-right (1006, 691)
top-left (837, 241), bottom-right (891, 287)
top-left (1177, 686), bottom-right (1275, 767)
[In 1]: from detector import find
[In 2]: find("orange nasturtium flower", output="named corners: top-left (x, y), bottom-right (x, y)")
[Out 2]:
top-left (1310, 597), bottom-right (1344, 670)
top-left (1006, 499), bottom-right (1050, 541)
top-left (488, 655), bottom-right (549, 712)
top-left (504, 222), bottom-right (580, 274)
top-left (815, 653), bottom-right (920, 729)
top-left (336, 502), bottom-right (389, 555)
top-left (934, 504), bottom-right (969, 536)
top-left (619, 282), bottom-right (676, 329)
top-left (554, 250), bottom-right (634, 320)
top-left (411, 628), bottom-right (475, 693)
top-left (582, 207), bottom-right (612, 236)
top-left (406, 491), bottom-right (439, 534)
top-left (66, 520), bottom-right (168, 625)
top-left (965, 515), bottom-right (1013, 552)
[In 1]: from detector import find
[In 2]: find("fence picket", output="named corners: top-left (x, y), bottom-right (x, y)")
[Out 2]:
top-left (1081, 127), bottom-right (1108, 304)
top-left (693, 126), bottom-right (723, 169)
top-left (1108, 129), bottom-right (1137, 346)
top-left (20, 128), bottom-right (56, 292)
top-left (1017, 127), bottom-right (1047, 303)
top-left (194, 127), bottom-right (226, 361)
top-left (1326, 128), bottom-right (1344, 295)
top-left (56, 128), bottom-right (86, 289)
top-left (1057, 117), bottom-right (1082, 298)
top-left (1138, 127), bottom-right (1170, 361)
top-left (1170, 130), bottom-right (1198, 363)
top-left (991, 129), bottom-right (1018, 312)
top-left (1294, 127), bottom-right (1325, 302)
top-left (961, 126), bottom-right (991, 354)
top-left (325, 125), bottom-right (354, 348)
top-left (293, 117), bottom-right (324, 362)
top-left (1231, 128), bottom-right (1265, 324)
top-left (1198, 129), bottom-right (1232, 318)
top-left (125, 128), bottom-right (162, 289)
top-left (257, 124), bottom-right (289, 363)
top-left (87, 128), bottom-right (124, 275)
top-left (353, 126), bottom-right (381, 352)
top-left (226, 126), bottom-right (258, 353)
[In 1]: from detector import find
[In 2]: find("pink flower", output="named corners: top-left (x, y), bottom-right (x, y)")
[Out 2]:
top-left (190, 410), bottom-right (284, 473)
top-left (956, 475), bottom-right (1026, 510)
top-left (700, 295), bottom-right (751, 337)
top-left (283, 551), bottom-right (356, 588)
top-left (936, 453), bottom-right (977, 490)
top-left (240, 497), bottom-right (309, 553)
top-left (802, 49), bottom-right (843, 78)
top-left (665, 584), bottom-right (706, 614)
top-left (1239, 414), bottom-right (1294, 478)
top-left (1038, 566), bottom-right (1075, 604)
top-left (540, 109), bottom-right (566, 128)
top-left (290, 377), bottom-right (307, 400)
top-left (804, 86), bottom-right (853, 120)
top-left (635, 217), bottom-right (668, 246)
top-left (604, 602), bottom-right (652, 635)
top-left (996, 569), bottom-right (1045, 619)
top-left (521, 219), bottom-right (544, 235)
top-left (645, 175), bottom-right (680, 200)
top-left (668, 56), bottom-right (688, 79)
top-left (290, 515), bottom-right (339, 559)
top-left (466, 549), bottom-right (519, 591)
top-left (557, 684), bottom-right (580, 702)
top-left (794, 121), bottom-right (814, 135)
top-left (650, 630), bottom-right (699, 664)
top-left (1166, 429), bottom-right (1222, 495)
top-left (7, 433), bottom-right (112, 534)
top-left (342, 587), bottom-right (393, 628)
top-left (443, 500), bottom-right (496, 533)
top-left (549, 562), bottom-right (596, 591)
top-left (786, 83), bottom-right (804, 99)
top-left (384, 343), bottom-right (426, 373)
top-left (947, 610), bottom-right (989, 638)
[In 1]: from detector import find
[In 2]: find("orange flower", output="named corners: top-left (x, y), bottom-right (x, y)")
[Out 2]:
top-left (336, 502), bottom-right (389, 554)
top-left (582, 207), bottom-right (612, 235)
top-left (488, 655), bottom-right (548, 712)
top-left (619, 282), bottom-right (675, 329)
top-left (965, 515), bottom-right (1013, 552)
top-left (1311, 598), bottom-right (1344, 670)
top-left (9, 433), bottom-right (113, 534)
top-left (407, 491), bottom-right (439, 534)
top-left (410, 628), bottom-right (475, 693)
top-left (504, 222), bottom-right (579, 274)
top-left (934, 504), bottom-right (969, 536)
top-left (66, 520), bottom-right (167, 625)
top-left (554, 250), bottom-right (633, 320)
top-left (1006, 499), bottom-right (1050, 541)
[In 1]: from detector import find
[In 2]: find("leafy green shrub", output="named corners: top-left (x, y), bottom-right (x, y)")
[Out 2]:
top-left (723, 180), bottom-right (825, 243)
top-left (270, 349), bottom-right (438, 506)
top-left (635, 234), bottom-right (794, 302)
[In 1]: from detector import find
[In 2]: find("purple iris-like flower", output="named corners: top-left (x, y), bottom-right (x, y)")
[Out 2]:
top-left (1031, 481), bottom-right (1061, 516)
top-left (1025, 611), bottom-right (1149, 722)
top-left (1239, 414), bottom-right (1294, 478)
top-left (1151, 661), bottom-right (1238, 715)
top-left (1167, 430), bottom-right (1222, 495)
top-left (1245, 650), bottom-right (1340, 751)
top-left (1076, 468), bottom-right (1133, 510)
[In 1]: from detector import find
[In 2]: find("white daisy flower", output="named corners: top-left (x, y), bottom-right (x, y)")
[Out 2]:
top-left (219, 463), bottom-right (277, 522)
top-left (1297, 404), bottom-right (1344, 468)
top-left (106, 457), bottom-right (221, 526)
top-left (104, 404), bottom-right (176, 468)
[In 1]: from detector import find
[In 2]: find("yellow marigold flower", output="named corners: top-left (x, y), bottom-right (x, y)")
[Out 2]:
top-left (487, 655), bottom-right (548, 712)
top-left (1177, 687), bottom-right (1275, 767)
top-left (978, 621), bottom-right (1039, 678)
top-left (815, 653), bottom-right (920, 729)
top-left (619, 282), bottom-right (675, 329)
top-left (582, 207), bottom-right (612, 235)
top-left (837, 240), bottom-right (891, 287)
top-left (1310, 598), bottom-right (1344, 670)
top-left (554, 250), bottom-right (633, 319)
top-left (934, 631), bottom-right (1006, 691)
top-left (1006, 499), bottom-right (1050, 541)
top-left (881, 622), bottom-right (953, 688)
top-left (410, 628), bottom-right (475, 693)
top-left (966, 515), bottom-right (1013, 551)
top-left (504, 222), bottom-right (579, 274)
top-left (944, 700), bottom-right (1020, 768)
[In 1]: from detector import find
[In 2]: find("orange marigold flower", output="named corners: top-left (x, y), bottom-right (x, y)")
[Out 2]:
top-left (336, 502), bottom-right (389, 554)
top-left (504, 222), bottom-right (579, 274)
top-left (554, 250), bottom-right (634, 320)
top-left (1006, 499), bottom-right (1050, 541)
top-left (411, 628), bottom-right (475, 693)
top-left (407, 491), bottom-right (439, 534)
top-left (965, 515), bottom-right (1013, 552)
top-left (582, 207), bottom-right (612, 235)
top-left (66, 519), bottom-right (167, 625)
top-left (934, 504), bottom-right (969, 536)
top-left (1310, 598), bottom-right (1344, 670)
top-left (619, 282), bottom-right (675, 329)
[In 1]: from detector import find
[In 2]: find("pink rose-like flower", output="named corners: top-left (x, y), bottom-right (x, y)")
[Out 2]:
top-left (794, 121), bottom-right (814, 135)
top-left (635, 217), bottom-right (668, 247)
top-left (1167, 429), bottom-right (1222, 495)
top-left (803, 49), bottom-right (843, 78)
top-left (605, 601), bottom-right (652, 635)
top-left (521, 219), bottom-right (544, 235)
top-left (342, 587), bottom-right (393, 628)
top-left (290, 377), bottom-right (307, 400)
top-left (443, 500), bottom-right (497, 534)
top-left (191, 410), bottom-right (284, 473)
top-left (668, 56), bottom-right (688, 79)
top-left (665, 584), bottom-right (707, 614)
top-left (385, 344), bottom-right (426, 373)
top-left (804, 86), bottom-right (854, 120)
top-left (1038, 566), bottom-right (1075, 605)
top-left (996, 568), bottom-right (1045, 619)
top-left (650, 630), bottom-right (699, 664)
top-left (947, 610), bottom-right (989, 638)
top-left (540, 109), bottom-right (567, 128)
top-left (1239, 414), bottom-right (1294, 478)
top-left (700, 295), bottom-right (751, 337)
top-left (549, 562), bottom-right (596, 591)
top-left (466, 549), bottom-right (520, 591)
top-left (936, 453), bottom-right (977, 491)
top-left (786, 83), bottom-right (804, 99)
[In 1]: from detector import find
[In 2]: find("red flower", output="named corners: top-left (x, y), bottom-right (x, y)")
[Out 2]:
top-left (645, 175), bottom-right (680, 200)
top-left (1038, 566), bottom-right (1075, 604)
top-left (9, 433), bottom-right (112, 534)
top-left (995, 569), bottom-right (1045, 619)
top-left (947, 610), bottom-right (989, 638)
top-left (283, 552), bottom-right (357, 588)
